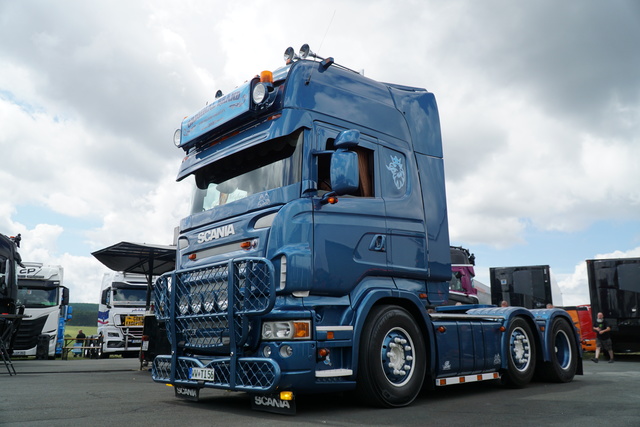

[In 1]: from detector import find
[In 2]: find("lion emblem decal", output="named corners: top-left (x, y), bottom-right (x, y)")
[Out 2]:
top-left (386, 155), bottom-right (405, 190)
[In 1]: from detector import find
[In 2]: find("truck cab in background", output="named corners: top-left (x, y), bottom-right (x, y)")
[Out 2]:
top-left (13, 262), bottom-right (71, 358)
top-left (448, 246), bottom-right (490, 305)
top-left (490, 265), bottom-right (562, 309)
top-left (98, 272), bottom-right (147, 358)
top-left (0, 234), bottom-right (21, 316)
top-left (587, 257), bottom-right (640, 353)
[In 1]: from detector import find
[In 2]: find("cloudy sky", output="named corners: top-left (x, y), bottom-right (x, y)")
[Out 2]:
top-left (1, 1), bottom-right (639, 305)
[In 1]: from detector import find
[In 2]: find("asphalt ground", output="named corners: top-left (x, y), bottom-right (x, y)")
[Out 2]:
top-left (1, 355), bottom-right (639, 427)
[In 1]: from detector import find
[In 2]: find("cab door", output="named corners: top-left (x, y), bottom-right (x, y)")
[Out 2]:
top-left (312, 124), bottom-right (388, 296)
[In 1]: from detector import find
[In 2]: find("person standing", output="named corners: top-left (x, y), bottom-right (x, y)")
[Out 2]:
top-left (592, 312), bottom-right (614, 363)
top-left (73, 329), bottom-right (86, 357)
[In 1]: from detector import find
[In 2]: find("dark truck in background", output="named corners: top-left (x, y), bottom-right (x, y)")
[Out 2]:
top-left (587, 257), bottom-right (640, 353)
top-left (490, 265), bottom-right (554, 309)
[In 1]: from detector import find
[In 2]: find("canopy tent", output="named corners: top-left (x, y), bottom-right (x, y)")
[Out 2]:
top-left (91, 242), bottom-right (176, 307)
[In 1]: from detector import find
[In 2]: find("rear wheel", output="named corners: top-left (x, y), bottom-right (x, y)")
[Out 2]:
top-left (503, 317), bottom-right (536, 388)
top-left (539, 318), bottom-right (578, 382)
top-left (356, 305), bottom-right (426, 407)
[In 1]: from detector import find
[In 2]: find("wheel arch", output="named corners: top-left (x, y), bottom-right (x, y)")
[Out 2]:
top-left (350, 289), bottom-right (435, 381)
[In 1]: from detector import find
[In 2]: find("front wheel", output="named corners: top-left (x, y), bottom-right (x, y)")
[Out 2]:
top-left (356, 305), bottom-right (426, 407)
top-left (539, 318), bottom-right (578, 382)
top-left (503, 317), bottom-right (536, 388)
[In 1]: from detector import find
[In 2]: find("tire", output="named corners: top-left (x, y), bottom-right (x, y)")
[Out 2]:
top-left (539, 318), bottom-right (578, 383)
top-left (356, 305), bottom-right (426, 407)
top-left (503, 317), bottom-right (536, 388)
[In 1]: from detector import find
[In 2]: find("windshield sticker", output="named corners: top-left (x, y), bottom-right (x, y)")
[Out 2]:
top-left (386, 155), bottom-right (406, 190)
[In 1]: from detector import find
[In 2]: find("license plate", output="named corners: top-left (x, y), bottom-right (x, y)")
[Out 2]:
top-left (189, 367), bottom-right (215, 381)
top-left (124, 315), bottom-right (144, 326)
top-left (141, 341), bottom-right (149, 351)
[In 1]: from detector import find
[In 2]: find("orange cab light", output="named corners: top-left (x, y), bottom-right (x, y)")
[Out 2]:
top-left (260, 70), bottom-right (273, 83)
top-left (499, 326), bottom-right (506, 332)
top-left (540, 326), bottom-right (545, 332)
top-left (418, 293), bottom-right (428, 299)
top-left (437, 326), bottom-right (446, 333)
top-left (327, 195), bottom-right (338, 204)
top-left (327, 331), bottom-right (334, 340)
top-left (240, 241), bottom-right (252, 250)
top-left (188, 253), bottom-right (197, 260)
top-left (318, 348), bottom-right (330, 358)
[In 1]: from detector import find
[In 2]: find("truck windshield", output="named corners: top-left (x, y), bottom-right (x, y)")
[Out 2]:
top-left (112, 286), bottom-right (147, 304)
top-left (17, 286), bottom-right (58, 308)
top-left (191, 130), bottom-right (303, 213)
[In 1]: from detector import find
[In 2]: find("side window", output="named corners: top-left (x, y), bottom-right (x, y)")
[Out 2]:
top-left (317, 136), bottom-right (375, 197)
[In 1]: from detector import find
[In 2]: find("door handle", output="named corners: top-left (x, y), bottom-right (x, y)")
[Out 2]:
top-left (369, 234), bottom-right (386, 252)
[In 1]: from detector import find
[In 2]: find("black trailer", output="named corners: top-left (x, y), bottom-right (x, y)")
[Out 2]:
top-left (92, 241), bottom-right (175, 368)
top-left (490, 265), bottom-right (553, 309)
top-left (586, 257), bottom-right (640, 353)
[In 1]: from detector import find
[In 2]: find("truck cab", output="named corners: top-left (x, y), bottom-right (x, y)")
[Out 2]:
top-left (13, 262), bottom-right (70, 358)
top-left (98, 272), bottom-right (147, 357)
top-left (152, 46), bottom-right (581, 412)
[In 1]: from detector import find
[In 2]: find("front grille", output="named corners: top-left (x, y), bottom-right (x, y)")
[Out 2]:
top-left (14, 317), bottom-right (47, 349)
top-left (156, 258), bottom-right (275, 353)
top-left (152, 355), bottom-right (279, 392)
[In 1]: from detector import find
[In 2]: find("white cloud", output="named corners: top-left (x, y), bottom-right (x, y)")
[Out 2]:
top-left (1, 0), bottom-right (639, 303)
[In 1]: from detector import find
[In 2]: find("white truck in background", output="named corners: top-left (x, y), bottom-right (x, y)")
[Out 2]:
top-left (13, 262), bottom-right (70, 358)
top-left (98, 272), bottom-right (147, 358)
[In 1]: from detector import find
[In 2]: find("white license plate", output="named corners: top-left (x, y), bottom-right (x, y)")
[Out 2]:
top-left (189, 367), bottom-right (215, 381)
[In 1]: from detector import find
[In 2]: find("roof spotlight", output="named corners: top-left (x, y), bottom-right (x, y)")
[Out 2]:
top-left (299, 44), bottom-right (324, 61)
top-left (284, 46), bottom-right (299, 64)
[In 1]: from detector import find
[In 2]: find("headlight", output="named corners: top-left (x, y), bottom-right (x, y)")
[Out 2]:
top-left (203, 294), bottom-right (215, 312)
top-left (252, 83), bottom-right (268, 104)
top-left (190, 295), bottom-right (202, 314)
top-left (173, 129), bottom-right (181, 147)
top-left (178, 296), bottom-right (189, 315)
top-left (216, 289), bottom-right (228, 312)
top-left (261, 320), bottom-right (311, 340)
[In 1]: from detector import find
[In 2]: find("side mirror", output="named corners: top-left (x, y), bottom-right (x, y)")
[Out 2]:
top-left (101, 288), bottom-right (110, 308)
top-left (330, 150), bottom-right (359, 195)
top-left (334, 129), bottom-right (360, 149)
top-left (61, 287), bottom-right (69, 306)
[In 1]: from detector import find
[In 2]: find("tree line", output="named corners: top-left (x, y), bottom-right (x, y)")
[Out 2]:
top-left (67, 303), bottom-right (98, 326)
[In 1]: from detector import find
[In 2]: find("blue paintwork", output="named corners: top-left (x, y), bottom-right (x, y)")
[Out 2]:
top-left (153, 56), bottom-right (581, 399)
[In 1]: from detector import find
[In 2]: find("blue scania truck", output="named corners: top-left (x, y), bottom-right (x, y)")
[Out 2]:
top-left (152, 45), bottom-right (582, 413)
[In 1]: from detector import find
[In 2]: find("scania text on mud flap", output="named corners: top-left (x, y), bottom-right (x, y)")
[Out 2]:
top-left (151, 45), bottom-right (583, 412)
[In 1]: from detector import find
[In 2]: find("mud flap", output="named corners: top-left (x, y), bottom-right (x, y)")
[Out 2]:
top-left (251, 394), bottom-right (296, 415)
top-left (174, 386), bottom-right (200, 401)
